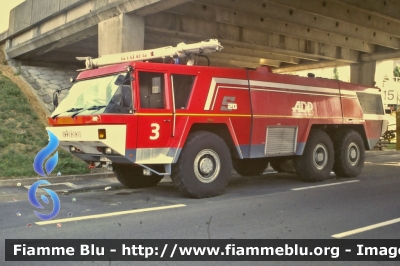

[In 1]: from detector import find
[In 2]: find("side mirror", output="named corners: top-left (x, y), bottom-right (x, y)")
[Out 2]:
top-left (53, 92), bottom-right (59, 110)
top-left (52, 87), bottom-right (70, 110)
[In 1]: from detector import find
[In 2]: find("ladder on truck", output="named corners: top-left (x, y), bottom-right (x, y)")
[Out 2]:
top-left (77, 39), bottom-right (223, 69)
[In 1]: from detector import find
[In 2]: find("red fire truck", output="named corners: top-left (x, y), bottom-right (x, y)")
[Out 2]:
top-left (48, 39), bottom-right (387, 198)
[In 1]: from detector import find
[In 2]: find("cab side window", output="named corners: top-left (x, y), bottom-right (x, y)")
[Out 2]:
top-left (139, 72), bottom-right (165, 109)
top-left (172, 74), bottom-right (195, 109)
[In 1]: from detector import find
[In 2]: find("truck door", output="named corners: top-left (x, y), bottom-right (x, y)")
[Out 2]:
top-left (136, 71), bottom-right (174, 163)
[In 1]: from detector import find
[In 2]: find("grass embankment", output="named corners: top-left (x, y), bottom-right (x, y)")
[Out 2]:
top-left (385, 143), bottom-right (397, 150)
top-left (0, 71), bottom-right (90, 178)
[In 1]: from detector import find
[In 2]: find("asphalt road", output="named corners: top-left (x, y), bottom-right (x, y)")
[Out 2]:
top-left (1, 150), bottom-right (399, 266)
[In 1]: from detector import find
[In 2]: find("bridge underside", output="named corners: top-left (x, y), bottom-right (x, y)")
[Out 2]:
top-left (3, 0), bottom-right (400, 86)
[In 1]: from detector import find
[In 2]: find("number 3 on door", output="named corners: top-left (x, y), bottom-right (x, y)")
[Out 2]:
top-left (150, 123), bottom-right (160, 140)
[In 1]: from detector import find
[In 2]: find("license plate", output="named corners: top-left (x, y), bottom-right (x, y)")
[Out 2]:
top-left (100, 157), bottom-right (111, 162)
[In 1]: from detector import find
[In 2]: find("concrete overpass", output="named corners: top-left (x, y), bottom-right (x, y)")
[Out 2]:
top-left (2, 0), bottom-right (400, 96)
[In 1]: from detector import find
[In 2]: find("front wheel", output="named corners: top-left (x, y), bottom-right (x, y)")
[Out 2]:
top-left (294, 130), bottom-right (334, 182)
top-left (171, 131), bottom-right (231, 198)
top-left (332, 129), bottom-right (365, 177)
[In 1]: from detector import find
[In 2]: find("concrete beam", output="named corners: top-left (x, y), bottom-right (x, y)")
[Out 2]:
top-left (221, 47), bottom-right (300, 64)
top-left (207, 53), bottom-right (281, 68)
top-left (167, 1), bottom-right (376, 53)
top-left (146, 27), bottom-right (320, 62)
top-left (34, 26), bottom-right (98, 56)
top-left (198, 57), bottom-right (281, 68)
top-left (20, 50), bottom-right (89, 65)
top-left (4, 0), bottom-right (188, 41)
top-left (7, 24), bottom-right (98, 59)
top-left (146, 26), bottom-right (361, 71)
top-left (145, 35), bottom-right (301, 64)
top-left (265, 0), bottom-right (400, 38)
top-left (0, 31), bottom-right (8, 42)
top-left (99, 14), bottom-right (144, 56)
top-left (145, 13), bottom-right (360, 63)
top-left (146, 41), bottom-right (281, 67)
top-left (192, 0), bottom-right (399, 49)
top-left (273, 60), bottom-right (349, 73)
top-left (350, 60), bottom-right (377, 87)
top-left (51, 43), bottom-right (98, 57)
top-left (133, 0), bottom-right (191, 16)
top-left (361, 49), bottom-right (400, 62)
top-left (4, 0), bottom-right (186, 59)
top-left (335, 0), bottom-right (400, 20)
top-left (6, 0), bottom-right (88, 38)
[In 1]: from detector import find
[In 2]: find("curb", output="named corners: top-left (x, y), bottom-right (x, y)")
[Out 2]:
top-left (0, 173), bottom-right (115, 187)
top-left (62, 183), bottom-right (125, 193)
top-left (59, 176), bottom-right (172, 194)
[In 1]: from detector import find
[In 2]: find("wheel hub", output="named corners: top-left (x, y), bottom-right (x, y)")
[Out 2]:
top-left (316, 152), bottom-right (324, 162)
top-left (347, 142), bottom-right (360, 166)
top-left (199, 158), bottom-right (214, 174)
top-left (313, 144), bottom-right (328, 170)
top-left (194, 149), bottom-right (221, 183)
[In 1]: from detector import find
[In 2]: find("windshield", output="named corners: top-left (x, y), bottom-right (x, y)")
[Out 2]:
top-left (51, 73), bottom-right (133, 118)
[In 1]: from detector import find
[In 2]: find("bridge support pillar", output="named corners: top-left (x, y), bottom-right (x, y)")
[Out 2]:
top-left (3, 40), bottom-right (12, 60)
top-left (350, 61), bottom-right (377, 87)
top-left (98, 14), bottom-right (144, 56)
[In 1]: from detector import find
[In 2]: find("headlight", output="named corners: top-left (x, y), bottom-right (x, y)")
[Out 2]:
top-left (98, 129), bottom-right (106, 139)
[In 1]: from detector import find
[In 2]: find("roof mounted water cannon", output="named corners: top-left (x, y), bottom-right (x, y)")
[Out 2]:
top-left (77, 39), bottom-right (223, 70)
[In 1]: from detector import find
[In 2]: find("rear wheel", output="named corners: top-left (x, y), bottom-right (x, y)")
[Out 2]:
top-left (294, 130), bottom-right (334, 182)
top-left (232, 158), bottom-right (269, 176)
top-left (171, 131), bottom-right (231, 198)
top-left (113, 164), bottom-right (163, 188)
top-left (332, 129), bottom-right (365, 177)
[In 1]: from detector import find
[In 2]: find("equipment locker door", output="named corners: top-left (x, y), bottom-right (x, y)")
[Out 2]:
top-left (136, 71), bottom-right (174, 163)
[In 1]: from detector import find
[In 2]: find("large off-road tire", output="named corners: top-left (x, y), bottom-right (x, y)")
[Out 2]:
top-left (113, 164), bottom-right (163, 188)
top-left (232, 158), bottom-right (269, 176)
top-left (294, 130), bottom-right (334, 182)
top-left (171, 131), bottom-right (231, 198)
top-left (332, 129), bottom-right (365, 177)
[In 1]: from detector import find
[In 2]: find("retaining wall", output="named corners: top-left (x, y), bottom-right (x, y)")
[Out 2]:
top-left (6, 59), bottom-right (77, 114)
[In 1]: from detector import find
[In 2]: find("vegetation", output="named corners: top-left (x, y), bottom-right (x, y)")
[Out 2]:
top-left (385, 143), bottom-right (397, 150)
top-left (0, 72), bottom-right (90, 178)
top-left (14, 67), bottom-right (21, 76)
top-left (333, 67), bottom-right (339, 80)
top-left (394, 66), bottom-right (400, 78)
